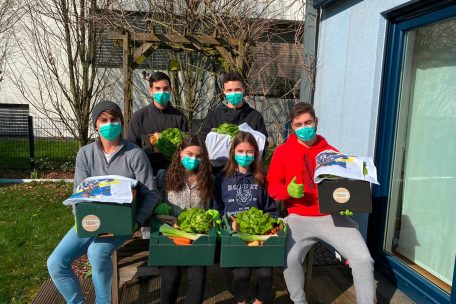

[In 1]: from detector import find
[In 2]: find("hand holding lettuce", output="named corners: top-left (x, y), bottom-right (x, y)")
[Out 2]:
top-left (206, 123), bottom-right (266, 167)
top-left (212, 123), bottom-right (239, 138)
top-left (153, 128), bottom-right (185, 159)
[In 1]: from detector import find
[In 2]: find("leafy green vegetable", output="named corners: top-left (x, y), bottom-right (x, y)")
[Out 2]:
top-left (156, 128), bottom-right (185, 159)
top-left (177, 208), bottom-right (217, 234)
top-left (159, 223), bottom-right (203, 240)
top-left (236, 207), bottom-right (277, 235)
top-left (339, 209), bottom-right (354, 216)
top-left (205, 209), bottom-right (221, 225)
top-left (213, 123), bottom-right (239, 138)
top-left (362, 161), bottom-right (368, 176)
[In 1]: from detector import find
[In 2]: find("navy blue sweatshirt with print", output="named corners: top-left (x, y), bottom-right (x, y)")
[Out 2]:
top-left (212, 171), bottom-right (278, 218)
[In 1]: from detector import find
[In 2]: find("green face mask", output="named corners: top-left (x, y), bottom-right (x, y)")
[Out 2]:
top-left (225, 92), bottom-right (243, 106)
top-left (154, 92), bottom-right (171, 106)
top-left (181, 156), bottom-right (201, 171)
top-left (99, 122), bottom-right (122, 141)
top-left (235, 153), bottom-right (255, 167)
top-left (295, 126), bottom-right (316, 142)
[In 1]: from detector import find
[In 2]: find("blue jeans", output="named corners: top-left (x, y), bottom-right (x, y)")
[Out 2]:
top-left (47, 227), bottom-right (129, 304)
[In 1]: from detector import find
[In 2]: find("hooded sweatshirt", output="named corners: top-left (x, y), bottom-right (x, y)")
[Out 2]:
top-left (74, 138), bottom-right (161, 225)
top-left (127, 102), bottom-right (189, 149)
top-left (212, 171), bottom-right (278, 218)
top-left (266, 134), bottom-right (338, 216)
top-left (200, 101), bottom-right (268, 142)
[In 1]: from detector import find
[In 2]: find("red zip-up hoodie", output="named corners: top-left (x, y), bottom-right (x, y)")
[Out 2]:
top-left (266, 134), bottom-right (338, 216)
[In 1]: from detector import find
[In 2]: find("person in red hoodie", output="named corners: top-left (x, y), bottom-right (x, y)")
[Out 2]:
top-left (267, 102), bottom-right (375, 304)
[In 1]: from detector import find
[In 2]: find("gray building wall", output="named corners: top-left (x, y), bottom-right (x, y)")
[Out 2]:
top-left (312, 0), bottom-right (412, 236)
top-left (314, 0), bottom-right (412, 156)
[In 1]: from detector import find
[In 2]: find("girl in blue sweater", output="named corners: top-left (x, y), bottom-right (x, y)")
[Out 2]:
top-left (213, 131), bottom-right (278, 304)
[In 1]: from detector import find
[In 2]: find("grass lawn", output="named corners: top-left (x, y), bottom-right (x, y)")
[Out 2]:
top-left (0, 138), bottom-right (78, 170)
top-left (0, 182), bottom-right (73, 303)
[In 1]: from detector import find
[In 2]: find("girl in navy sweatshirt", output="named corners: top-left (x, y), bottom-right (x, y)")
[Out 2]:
top-left (213, 131), bottom-right (278, 304)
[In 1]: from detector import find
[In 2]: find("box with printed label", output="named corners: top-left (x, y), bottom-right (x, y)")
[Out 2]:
top-left (75, 200), bottom-right (137, 238)
top-left (317, 178), bottom-right (372, 213)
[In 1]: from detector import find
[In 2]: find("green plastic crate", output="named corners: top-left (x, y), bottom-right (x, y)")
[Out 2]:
top-left (220, 219), bottom-right (287, 268)
top-left (75, 200), bottom-right (137, 238)
top-left (148, 221), bottom-right (217, 266)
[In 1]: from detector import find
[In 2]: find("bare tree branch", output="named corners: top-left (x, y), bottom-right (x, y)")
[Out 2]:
top-left (8, 0), bottom-right (116, 146)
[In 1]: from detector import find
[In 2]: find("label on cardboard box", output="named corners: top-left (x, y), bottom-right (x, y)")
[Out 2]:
top-left (333, 187), bottom-right (350, 203)
top-left (81, 215), bottom-right (101, 232)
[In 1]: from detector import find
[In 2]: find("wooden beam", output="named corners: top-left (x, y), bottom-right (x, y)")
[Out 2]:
top-left (215, 45), bottom-right (237, 67)
top-left (111, 251), bottom-right (119, 304)
top-left (108, 31), bottom-right (240, 48)
top-left (132, 42), bottom-right (156, 66)
top-left (130, 32), bottom-right (160, 42)
top-left (162, 34), bottom-right (191, 44)
top-left (122, 32), bottom-right (133, 134)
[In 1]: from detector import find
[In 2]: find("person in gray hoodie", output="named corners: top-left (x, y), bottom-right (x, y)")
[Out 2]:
top-left (47, 100), bottom-right (160, 304)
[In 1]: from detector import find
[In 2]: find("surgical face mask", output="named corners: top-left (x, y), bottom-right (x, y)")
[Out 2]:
top-left (225, 92), bottom-right (243, 106)
top-left (99, 122), bottom-right (123, 141)
top-left (235, 153), bottom-right (255, 167)
top-left (154, 92), bottom-right (171, 106)
top-left (181, 156), bottom-right (201, 171)
top-left (295, 126), bottom-right (316, 142)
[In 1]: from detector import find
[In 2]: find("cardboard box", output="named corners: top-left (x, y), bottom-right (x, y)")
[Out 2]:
top-left (317, 179), bottom-right (372, 213)
top-left (148, 221), bottom-right (217, 266)
top-left (75, 200), bottom-right (137, 238)
top-left (219, 220), bottom-right (286, 268)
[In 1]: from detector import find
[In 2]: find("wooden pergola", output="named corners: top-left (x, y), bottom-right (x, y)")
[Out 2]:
top-left (108, 31), bottom-right (242, 134)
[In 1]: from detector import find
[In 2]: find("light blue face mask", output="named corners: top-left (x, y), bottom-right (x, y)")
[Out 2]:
top-left (154, 92), bottom-right (171, 106)
top-left (235, 153), bottom-right (255, 167)
top-left (99, 122), bottom-right (122, 141)
top-left (225, 92), bottom-right (243, 106)
top-left (181, 156), bottom-right (201, 171)
top-left (295, 126), bottom-right (316, 142)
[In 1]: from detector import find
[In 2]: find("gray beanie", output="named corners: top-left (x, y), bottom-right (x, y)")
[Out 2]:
top-left (92, 100), bottom-right (123, 128)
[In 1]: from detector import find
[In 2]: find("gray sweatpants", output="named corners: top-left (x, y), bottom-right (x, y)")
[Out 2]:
top-left (284, 213), bottom-right (375, 304)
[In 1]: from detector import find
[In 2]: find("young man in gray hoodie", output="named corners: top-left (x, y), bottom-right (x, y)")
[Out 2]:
top-left (47, 100), bottom-right (160, 304)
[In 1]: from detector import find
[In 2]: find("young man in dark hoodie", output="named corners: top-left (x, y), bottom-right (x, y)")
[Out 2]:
top-left (201, 71), bottom-right (268, 174)
top-left (127, 71), bottom-right (189, 174)
top-left (267, 102), bottom-right (375, 304)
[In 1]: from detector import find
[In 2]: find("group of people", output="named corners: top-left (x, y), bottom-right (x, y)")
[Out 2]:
top-left (47, 71), bottom-right (375, 304)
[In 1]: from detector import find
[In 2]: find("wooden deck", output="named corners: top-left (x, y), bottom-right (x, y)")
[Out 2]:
top-left (33, 263), bottom-right (414, 303)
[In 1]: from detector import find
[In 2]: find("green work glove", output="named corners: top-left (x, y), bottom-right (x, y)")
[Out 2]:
top-left (287, 176), bottom-right (304, 199)
top-left (154, 202), bottom-right (172, 215)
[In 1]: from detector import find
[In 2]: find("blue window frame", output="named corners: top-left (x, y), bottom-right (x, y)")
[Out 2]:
top-left (370, 3), bottom-right (456, 304)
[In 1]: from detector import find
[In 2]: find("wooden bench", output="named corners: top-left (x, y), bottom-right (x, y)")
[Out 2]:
top-left (111, 238), bottom-right (151, 304)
